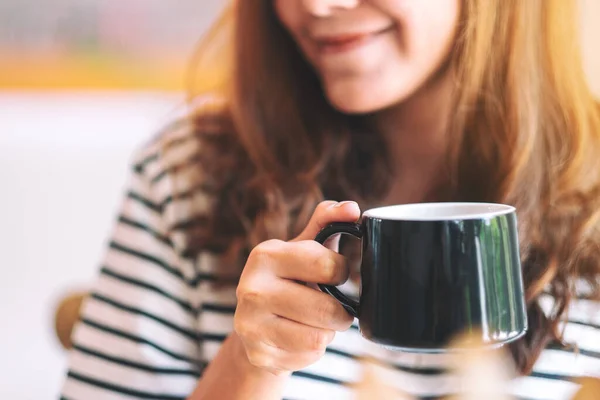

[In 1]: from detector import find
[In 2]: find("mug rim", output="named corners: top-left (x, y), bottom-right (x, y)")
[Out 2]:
top-left (362, 202), bottom-right (516, 222)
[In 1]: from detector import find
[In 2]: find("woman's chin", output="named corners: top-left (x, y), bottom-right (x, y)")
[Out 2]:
top-left (324, 84), bottom-right (409, 115)
top-left (327, 95), bottom-right (394, 115)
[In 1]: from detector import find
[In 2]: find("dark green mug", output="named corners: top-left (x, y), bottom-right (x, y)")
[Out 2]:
top-left (316, 202), bottom-right (528, 352)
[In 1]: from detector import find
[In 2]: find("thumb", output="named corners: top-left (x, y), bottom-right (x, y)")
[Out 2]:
top-left (293, 200), bottom-right (361, 242)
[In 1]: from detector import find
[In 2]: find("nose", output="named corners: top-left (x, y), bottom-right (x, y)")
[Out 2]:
top-left (302, 0), bottom-right (361, 17)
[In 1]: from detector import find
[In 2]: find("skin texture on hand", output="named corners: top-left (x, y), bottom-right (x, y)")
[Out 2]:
top-left (188, 201), bottom-right (360, 399)
top-left (234, 201), bottom-right (360, 375)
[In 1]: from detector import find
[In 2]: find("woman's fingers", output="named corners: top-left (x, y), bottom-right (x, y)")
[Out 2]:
top-left (235, 200), bottom-right (360, 374)
top-left (268, 279), bottom-right (354, 331)
top-left (247, 239), bottom-right (349, 285)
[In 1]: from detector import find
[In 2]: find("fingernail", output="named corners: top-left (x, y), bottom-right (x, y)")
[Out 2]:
top-left (334, 201), bottom-right (358, 208)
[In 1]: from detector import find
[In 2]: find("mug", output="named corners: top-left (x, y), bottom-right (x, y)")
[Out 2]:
top-left (316, 202), bottom-right (528, 352)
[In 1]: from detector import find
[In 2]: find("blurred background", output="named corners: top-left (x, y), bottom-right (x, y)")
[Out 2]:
top-left (0, 1), bottom-right (598, 399)
top-left (0, 1), bottom-right (223, 399)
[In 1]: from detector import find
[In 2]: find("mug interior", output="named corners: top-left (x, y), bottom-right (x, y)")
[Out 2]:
top-left (362, 202), bottom-right (515, 221)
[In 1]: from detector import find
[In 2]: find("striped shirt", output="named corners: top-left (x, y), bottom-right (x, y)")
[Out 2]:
top-left (61, 120), bottom-right (600, 400)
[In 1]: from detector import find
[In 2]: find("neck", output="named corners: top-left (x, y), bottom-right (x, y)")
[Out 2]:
top-left (368, 69), bottom-right (455, 204)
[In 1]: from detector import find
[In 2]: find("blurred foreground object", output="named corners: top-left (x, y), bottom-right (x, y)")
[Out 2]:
top-left (355, 330), bottom-right (516, 400)
top-left (445, 331), bottom-right (515, 400)
top-left (355, 360), bottom-right (412, 400)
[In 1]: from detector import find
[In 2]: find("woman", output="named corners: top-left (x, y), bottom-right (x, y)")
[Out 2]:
top-left (61, 1), bottom-right (600, 399)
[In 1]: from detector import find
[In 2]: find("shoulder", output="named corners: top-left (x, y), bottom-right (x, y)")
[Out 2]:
top-left (132, 95), bottom-right (233, 177)
top-left (129, 95), bottom-right (246, 264)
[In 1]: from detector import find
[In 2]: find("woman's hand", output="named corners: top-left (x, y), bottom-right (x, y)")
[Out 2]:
top-left (234, 201), bottom-right (360, 376)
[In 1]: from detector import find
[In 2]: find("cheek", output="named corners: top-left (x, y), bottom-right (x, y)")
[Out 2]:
top-left (406, 0), bottom-right (460, 56)
top-left (273, 0), bottom-right (299, 35)
top-left (378, 0), bottom-right (460, 58)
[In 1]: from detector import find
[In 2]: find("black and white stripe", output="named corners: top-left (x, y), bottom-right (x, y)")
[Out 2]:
top-left (61, 125), bottom-right (600, 400)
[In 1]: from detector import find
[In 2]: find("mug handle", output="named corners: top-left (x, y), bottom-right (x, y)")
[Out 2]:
top-left (315, 222), bottom-right (362, 318)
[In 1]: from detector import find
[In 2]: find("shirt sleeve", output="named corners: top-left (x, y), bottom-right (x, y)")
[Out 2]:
top-left (60, 154), bottom-right (203, 400)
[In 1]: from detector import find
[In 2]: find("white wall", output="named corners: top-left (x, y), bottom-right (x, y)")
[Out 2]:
top-left (0, 92), bottom-right (184, 399)
top-left (0, 1), bottom-right (598, 399)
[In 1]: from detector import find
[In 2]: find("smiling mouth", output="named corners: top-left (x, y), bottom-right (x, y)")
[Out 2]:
top-left (313, 26), bottom-right (394, 55)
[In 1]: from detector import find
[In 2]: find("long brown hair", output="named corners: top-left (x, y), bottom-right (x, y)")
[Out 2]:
top-left (179, 0), bottom-right (600, 373)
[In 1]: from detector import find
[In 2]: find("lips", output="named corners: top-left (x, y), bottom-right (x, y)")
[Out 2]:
top-left (312, 26), bottom-right (394, 55)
